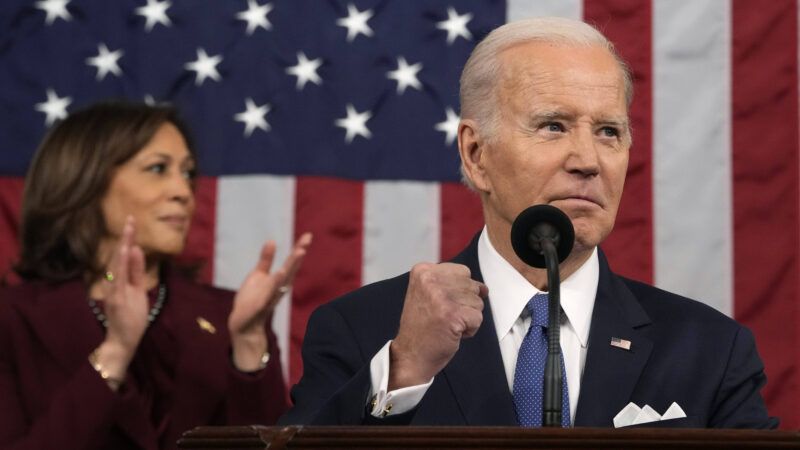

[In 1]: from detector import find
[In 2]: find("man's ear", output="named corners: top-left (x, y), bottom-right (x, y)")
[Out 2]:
top-left (458, 119), bottom-right (491, 192)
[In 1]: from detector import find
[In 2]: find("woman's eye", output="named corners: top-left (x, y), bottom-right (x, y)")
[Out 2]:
top-left (146, 163), bottom-right (167, 174)
top-left (183, 168), bottom-right (197, 180)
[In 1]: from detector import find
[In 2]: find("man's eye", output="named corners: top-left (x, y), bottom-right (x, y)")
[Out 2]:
top-left (542, 122), bottom-right (565, 132)
top-left (600, 126), bottom-right (619, 137)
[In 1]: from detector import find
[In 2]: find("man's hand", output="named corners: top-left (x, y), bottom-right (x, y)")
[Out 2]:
top-left (389, 262), bottom-right (488, 390)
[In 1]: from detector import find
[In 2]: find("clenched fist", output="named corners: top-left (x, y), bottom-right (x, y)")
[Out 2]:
top-left (389, 262), bottom-right (489, 390)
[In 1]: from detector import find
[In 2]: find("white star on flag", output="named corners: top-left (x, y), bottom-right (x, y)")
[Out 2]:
top-left (35, 88), bottom-right (72, 126)
top-left (184, 48), bottom-right (223, 86)
top-left (143, 95), bottom-right (170, 106)
top-left (286, 52), bottom-right (323, 90)
top-left (434, 107), bottom-right (460, 146)
top-left (436, 7), bottom-right (473, 45)
top-left (135, 0), bottom-right (172, 32)
top-left (234, 98), bottom-right (271, 137)
top-left (35, 0), bottom-right (72, 25)
top-left (86, 43), bottom-right (124, 81)
top-left (335, 104), bottom-right (372, 144)
top-left (236, 0), bottom-right (273, 35)
top-left (387, 56), bottom-right (423, 95)
top-left (336, 3), bottom-right (374, 42)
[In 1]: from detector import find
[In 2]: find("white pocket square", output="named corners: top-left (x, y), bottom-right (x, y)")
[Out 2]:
top-left (613, 402), bottom-right (687, 428)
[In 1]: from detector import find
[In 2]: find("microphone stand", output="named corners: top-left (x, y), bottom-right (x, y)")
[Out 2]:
top-left (540, 238), bottom-right (563, 427)
top-left (511, 204), bottom-right (574, 428)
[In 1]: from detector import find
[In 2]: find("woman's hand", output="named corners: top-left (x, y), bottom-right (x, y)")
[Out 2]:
top-left (91, 216), bottom-right (149, 390)
top-left (228, 233), bottom-right (312, 372)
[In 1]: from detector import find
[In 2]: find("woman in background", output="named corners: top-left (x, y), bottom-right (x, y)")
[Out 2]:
top-left (0, 101), bottom-right (311, 449)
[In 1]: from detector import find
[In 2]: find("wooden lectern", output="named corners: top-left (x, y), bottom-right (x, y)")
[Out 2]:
top-left (178, 425), bottom-right (800, 449)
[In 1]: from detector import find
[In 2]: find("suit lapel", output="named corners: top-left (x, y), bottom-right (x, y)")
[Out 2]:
top-left (441, 303), bottom-right (518, 425)
top-left (573, 251), bottom-right (653, 427)
top-left (440, 235), bottom-right (518, 425)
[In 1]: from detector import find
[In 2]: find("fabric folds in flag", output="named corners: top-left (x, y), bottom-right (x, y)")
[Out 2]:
top-left (0, 0), bottom-right (798, 428)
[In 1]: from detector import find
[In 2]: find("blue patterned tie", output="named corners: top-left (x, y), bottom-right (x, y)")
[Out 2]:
top-left (512, 292), bottom-right (571, 427)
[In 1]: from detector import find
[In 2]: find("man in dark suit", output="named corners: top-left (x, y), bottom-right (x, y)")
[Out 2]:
top-left (280, 16), bottom-right (778, 428)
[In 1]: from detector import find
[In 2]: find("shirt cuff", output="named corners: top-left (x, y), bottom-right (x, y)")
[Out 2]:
top-left (368, 340), bottom-right (433, 418)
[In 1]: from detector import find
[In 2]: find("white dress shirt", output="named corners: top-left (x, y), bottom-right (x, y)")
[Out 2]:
top-left (369, 227), bottom-right (599, 424)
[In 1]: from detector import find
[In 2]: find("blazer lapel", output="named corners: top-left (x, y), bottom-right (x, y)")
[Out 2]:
top-left (440, 235), bottom-right (518, 425)
top-left (166, 277), bottom-right (229, 433)
top-left (573, 251), bottom-right (653, 427)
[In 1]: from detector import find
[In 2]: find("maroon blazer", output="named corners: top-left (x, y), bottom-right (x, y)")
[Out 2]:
top-left (0, 274), bottom-right (288, 449)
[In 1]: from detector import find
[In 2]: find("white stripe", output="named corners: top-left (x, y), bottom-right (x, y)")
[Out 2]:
top-left (507, 0), bottom-right (582, 21)
top-left (652, 0), bottom-right (733, 315)
top-left (214, 175), bottom-right (296, 381)
top-left (363, 181), bottom-right (440, 285)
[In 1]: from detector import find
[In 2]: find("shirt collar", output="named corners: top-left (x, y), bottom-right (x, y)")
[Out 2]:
top-left (478, 226), bottom-right (598, 348)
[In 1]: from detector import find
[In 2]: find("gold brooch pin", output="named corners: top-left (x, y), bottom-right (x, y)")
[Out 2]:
top-left (196, 317), bottom-right (216, 334)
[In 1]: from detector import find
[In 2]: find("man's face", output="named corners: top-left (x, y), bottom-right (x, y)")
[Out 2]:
top-left (467, 41), bottom-right (631, 255)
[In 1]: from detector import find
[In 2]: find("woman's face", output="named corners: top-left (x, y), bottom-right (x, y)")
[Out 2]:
top-left (100, 123), bottom-right (196, 258)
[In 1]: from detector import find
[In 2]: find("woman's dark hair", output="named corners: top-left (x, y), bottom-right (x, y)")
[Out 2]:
top-left (15, 100), bottom-right (195, 282)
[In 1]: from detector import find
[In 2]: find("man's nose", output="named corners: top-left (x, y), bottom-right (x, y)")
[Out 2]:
top-left (566, 128), bottom-right (600, 176)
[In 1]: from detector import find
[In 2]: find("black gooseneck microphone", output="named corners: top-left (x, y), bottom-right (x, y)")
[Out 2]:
top-left (510, 204), bottom-right (575, 427)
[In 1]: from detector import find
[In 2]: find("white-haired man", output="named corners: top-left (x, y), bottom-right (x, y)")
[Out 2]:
top-left (280, 17), bottom-right (777, 428)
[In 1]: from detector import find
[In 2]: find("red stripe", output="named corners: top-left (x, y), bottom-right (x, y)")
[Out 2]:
top-left (179, 176), bottom-right (217, 285)
top-left (583, 0), bottom-right (654, 284)
top-left (290, 176), bottom-right (363, 386)
top-left (732, 0), bottom-right (799, 429)
top-left (440, 182), bottom-right (484, 261)
top-left (0, 177), bottom-right (24, 285)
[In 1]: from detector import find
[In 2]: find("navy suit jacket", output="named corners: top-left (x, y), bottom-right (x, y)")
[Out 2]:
top-left (281, 235), bottom-right (777, 428)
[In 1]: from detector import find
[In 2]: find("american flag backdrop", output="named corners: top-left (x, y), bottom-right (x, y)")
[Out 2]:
top-left (0, 0), bottom-right (798, 429)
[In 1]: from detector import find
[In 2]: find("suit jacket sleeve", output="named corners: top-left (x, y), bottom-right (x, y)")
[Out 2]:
top-left (710, 325), bottom-right (779, 429)
top-left (178, 282), bottom-right (290, 427)
top-left (222, 321), bottom-right (289, 425)
top-left (280, 303), bottom-right (397, 425)
top-left (0, 304), bottom-right (118, 449)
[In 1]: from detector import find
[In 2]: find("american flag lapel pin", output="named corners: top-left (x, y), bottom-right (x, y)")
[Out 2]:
top-left (610, 337), bottom-right (632, 351)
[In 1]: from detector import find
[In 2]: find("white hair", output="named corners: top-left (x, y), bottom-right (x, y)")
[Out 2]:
top-left (458, 17), bottom-right (633, 187)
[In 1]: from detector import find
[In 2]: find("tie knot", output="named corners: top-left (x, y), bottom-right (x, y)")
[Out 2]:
top-left (526, 293), bottom-right (549, 328)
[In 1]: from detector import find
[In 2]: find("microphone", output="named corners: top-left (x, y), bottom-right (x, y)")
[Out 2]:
top-left (510, 205), bottom-right (574, 427)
